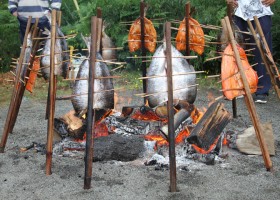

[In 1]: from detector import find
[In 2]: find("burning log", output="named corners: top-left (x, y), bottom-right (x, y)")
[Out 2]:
top-left (187, 101), bottom-right (231, 153)
top-left (160, 101), bottom-right (194, 139)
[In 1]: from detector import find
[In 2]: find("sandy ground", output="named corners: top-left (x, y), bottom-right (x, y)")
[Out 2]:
top-left (0, 88), bottom-right (280, 200)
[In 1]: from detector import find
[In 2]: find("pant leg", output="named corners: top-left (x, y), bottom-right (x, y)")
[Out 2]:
top-left (252, 16), bottom-right (272, 95)
top-left (18, 17), bottom-right (27, 44)
top-left (234, 15), bottom-right (272, 95)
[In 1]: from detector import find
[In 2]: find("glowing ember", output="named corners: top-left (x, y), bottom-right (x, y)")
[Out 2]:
top-left (191, 136), bottom-right (220, 154)
top-left (131, 110), bottom-right (167, 122)
top-left (190, 107), bottom-right (205, 124)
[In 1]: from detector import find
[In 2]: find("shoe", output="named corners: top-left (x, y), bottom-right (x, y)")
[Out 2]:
top-left (253, 94), bottom-right (268, 104)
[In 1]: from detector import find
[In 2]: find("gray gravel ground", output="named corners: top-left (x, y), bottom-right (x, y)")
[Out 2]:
top-left (0, 88), bottom-right (280, 200)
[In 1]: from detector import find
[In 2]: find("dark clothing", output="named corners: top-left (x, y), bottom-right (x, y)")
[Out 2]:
top-left (17, 15), bottom-right (50, 43)
top-left (234, 15), bottom-right (272, 95)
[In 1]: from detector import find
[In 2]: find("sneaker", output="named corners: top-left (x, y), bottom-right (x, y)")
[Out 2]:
top-left (253, 94), bottom-right (268, 104)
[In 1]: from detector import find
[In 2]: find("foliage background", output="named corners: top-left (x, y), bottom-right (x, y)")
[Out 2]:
top-left (0, 0), bottom-right (279, 74)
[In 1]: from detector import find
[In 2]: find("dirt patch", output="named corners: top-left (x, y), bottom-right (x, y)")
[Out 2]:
top-left (0, 88), bottom-right (280, 200)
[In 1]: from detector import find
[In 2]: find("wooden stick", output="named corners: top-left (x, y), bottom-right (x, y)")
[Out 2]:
top-left (95, 59), bottom-right (126, 65)
top-left (165, 21), bottom-right (177, 193)
top-left (135, 84), bottom-right (198, 97)
top-left (0, 16), bottom-right (32, 153)
top-left (62, 75), bottom-right (120, 81)
top-left (84, 16), bottom-right (98, 190)
top-left (46, 10), bottom-right (57, 176)
top-left (250, 17), bottom-right (280, 99)
top-left (225, 16), bottom-right (272, 171)
top-left (127, 55), bottom-right (198, 59)
top-left (9, 71), bottom-right (25, 84)
top-left (139, 71), bottom-right (204, 80)
top-left (110, 65), bottom-right (125, 72)
top-left (102, 47), bottom-right (123, 50)
top-left (140, 1), bottom-right (147, 104)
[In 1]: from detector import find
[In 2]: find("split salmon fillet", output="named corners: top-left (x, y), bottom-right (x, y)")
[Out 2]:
top-left (176, 17), bottom-right (205, 55)
top-left (26, 57), bottom-right (40, 93)
top-left (128, 17), bottom-right (157, 53)
top-left (221, 44), bottom-right (258, 100)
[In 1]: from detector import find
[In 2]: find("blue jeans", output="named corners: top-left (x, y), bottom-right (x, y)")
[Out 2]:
top-left (234, 15), bottom-right (272, 95)
top-left (18, 16), bottom-right (50, 44)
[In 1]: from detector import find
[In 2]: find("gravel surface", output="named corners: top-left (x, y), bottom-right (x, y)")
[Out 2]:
top-left (0, 88), bottom-right (280, 200)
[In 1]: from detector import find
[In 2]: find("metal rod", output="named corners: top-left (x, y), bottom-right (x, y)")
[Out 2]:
top-left (165, 22), bottom-right (177, 192)
top-left (225, 16), bottom-right (272, 171)
top-left (0, 16), bottom-right (32, 153)
top-left (46, 10), bottom-right (57, 175)
top-left (84, 16), bottom-right (98, 190)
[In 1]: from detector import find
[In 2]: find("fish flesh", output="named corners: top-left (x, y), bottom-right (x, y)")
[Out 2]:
top-left (71, 36), bottom-right (114, 114)
top-left (128, 17), bottom-right (157, 53)
top-left (176, 17), bottom-right (205, 55)
top-left (146, 43), bottom-right (197, 108)
top-left (221, 44), bottom-right (258, 100)
top-left (40, 25), bottom-right (68, 79)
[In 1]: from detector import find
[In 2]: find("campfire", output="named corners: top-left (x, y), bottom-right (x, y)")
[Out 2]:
top-left (52, 97), bottom-right (231, 167)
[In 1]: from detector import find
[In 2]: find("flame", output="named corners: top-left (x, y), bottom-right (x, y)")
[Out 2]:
top-left (222, 137), bottom-right (228, 146)
top-left (131, 110), bottom-right (167, 122)
top-left (190, 107), bottom-right (205, 124)
top-left (144, 134), bottom-right (168, 149)
top-left (191, 136), bottom-right (220, 154)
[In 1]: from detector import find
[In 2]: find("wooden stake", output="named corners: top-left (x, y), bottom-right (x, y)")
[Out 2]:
top-left (46, 10), bottom-right (57, 175)
top-left (140, 1), bottom-right (147, 104)
top-left (224, 16), bottom-right (272, 171)
top-left (84, 16), bottom-right (98, 190)
top-left (0, 16), bottom-right (32, 153)
top-left (165, 21), bottom-right (177, 193)
top-left (185, 2), bottom-right (191, 59)
top-left (248, 17), bottom-right (280, 99)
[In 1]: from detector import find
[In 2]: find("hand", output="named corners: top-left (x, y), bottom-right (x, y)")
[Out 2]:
top-left (226, 0), bottom-right (238, 8)
top-left (12, 11), bottom-right (18, 17)
top-left (262, 0), bottom-right (276, 6)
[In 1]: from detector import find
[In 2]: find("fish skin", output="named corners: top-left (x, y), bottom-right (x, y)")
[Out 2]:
top-left (17, 33), bottom-right (32, 80)
top-left (147, 43), bottom-right (197, 108)
top-left (71, 53), bottom-right (114, 114)
top-left (40, 26), bottom-right (68, 80)
top-left (101, 23), bottom-right (117, 64)
top-left (57, 26), bottom-right (69, 79)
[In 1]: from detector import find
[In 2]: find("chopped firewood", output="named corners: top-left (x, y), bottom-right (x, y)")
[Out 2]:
top-left (187, 101), bottom-right (231, 153)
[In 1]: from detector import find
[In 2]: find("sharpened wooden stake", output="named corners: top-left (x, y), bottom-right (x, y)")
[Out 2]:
top-left (140, 1), bottom-right (147, 104)
top-left (84, 16), bottom-right (98, 190)
top-left (46, 10), bottom-right (57, 176)
top-left (0, 16), bottom-right (32, 153)
top-left (224, 16), bottom-right (272, 171)
top-left (165, 21), bottom-right (177, 193)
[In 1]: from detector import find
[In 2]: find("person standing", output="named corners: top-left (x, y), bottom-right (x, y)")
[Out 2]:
top-left (8, 0), bottom-right (62, 44)
top-left (226, 0), bottom-right (275, 103)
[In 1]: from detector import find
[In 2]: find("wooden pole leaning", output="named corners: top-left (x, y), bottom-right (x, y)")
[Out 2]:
top-left (224, 17), bottom-right (272, 171)
top-left (46, 10), bottom-right (57, 175)
top-left (84, 16), bottom-right (98, 190)
top-left (8, 19), bottom-right (41, 134)
top-left (226, 3), bottom-right (238, 118)
top-left (0, 16), bottom-right (32, 153)
top-left (248, 17), bottom-right (280, 99)
top-left (165, 22), bottom-right (177, 192)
